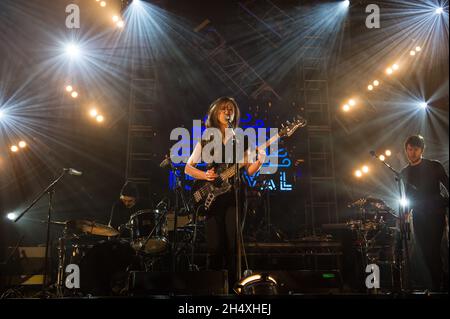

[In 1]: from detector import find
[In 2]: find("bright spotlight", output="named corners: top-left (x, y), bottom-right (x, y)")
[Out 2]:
top-left (400, 197), bottom-right (409, 207)
top-left (362, 166), bottom-right (369, 174)
top-left (65, 85), bottom-right (73, 92)
top-left (419, 102), bottom-right (428, 109)
top-left (348, 99), bottom-right (356, 106)
top-left (342, 104), bottom-right (350, 112)
top-left (392, 64), bottom-right (399, 71)
top-left (0, 109), bottom-right (4, 120)
top-left (65, 43), bottom-right (80, 58)
top-left (96, 115), bottom-right (104, 123)
top-left (10, 145), bottom-right (19, 153)
top-left (7, 213), bottom-right (18, 221)
top-left (112, 15), bottom-right (119, 22)
top-left (385, 150), bottom-right (392, 157)
top-left (71, 91), bottom-right (79, 98)
top-left (410, 50), bottom-right (416, 56)
top-left (355, 170), bottom-right (363, 178)
top-left (368, 85), bottom-right (374, 91)
top-left (100, 1), bottom-right (107, 7)
top-left (89, 109), bottom-right (98, 117)
top-left (343, 0), bottom-right (350, 7)
top-left (386, 68), bottom-right (393, 75)
top-left (18, 141), bottom-right (27, 148)
top-left (373, 80), bottom-right (379, 86)
top-left (415, 46), bottom-right (421, 52)
top-left (379, 155), bottom-right (385, 161)
top-left (435, 7), bottom-right (444, 15)
top-left (116, 20), bottom-right (125, 28)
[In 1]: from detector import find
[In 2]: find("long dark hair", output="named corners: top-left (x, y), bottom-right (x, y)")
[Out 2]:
top-left (205, 97), bottom-right (240, 129)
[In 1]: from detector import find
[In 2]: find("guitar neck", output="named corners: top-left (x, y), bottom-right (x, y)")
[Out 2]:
top-left (219, 133), bottom-right (280, 180)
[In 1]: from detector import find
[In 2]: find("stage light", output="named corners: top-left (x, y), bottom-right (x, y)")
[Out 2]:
top-left (386, 67), bottom-right (393, 75)
top-left (71, 91), bottom-right (79, 98)
top-left (0, 109), bottom-right (4, 120)
top-left (419, 102), bottom-right (428, 109)
top-left (435, 7), bottom-right (444, 15)
top-left (379, 155), bottom-right (385, 161)
top-left (342, 104), bottom-right (350, 112)
top-left (234, 273), bottom-right (278, 295)
top-left (65, 43), bottom-right (80, 58)
top-left (400, 197), bottom-right (409, 208)
top-left (385, 150), bottom-right (392, 157)
top-left (415, 46), bottom-right (421, 52)
top-left (343, 0), bottom-right (350, 7)
top-left (368, 85), bottom-right (374, 91)
top-left (410, 50), bottom-right (416, 56)
top-left (392, 64), bottom-right (399, 71)
top-left (89, 109), bottom-right (98, 117)
top-left (10, 145), bottom-right (19, 153)
top-left (18, 141), bottom-right (27, 148)
top-left (355, 170), bottom-right (362, 178)
top-left (96, 115), bottom-right (104, 123)
top-left (100, 1), bottom-right (106, 7)
top-left (116, 20), bottom-right (125, 28)
top-left (373, 80), bottom-right (379, 86)
top-left (348, 99), bottom-right (356, 106)
top-left (65, 85), bottom-right (73, 92)
top-left (112, 15), bottom-right (119, 22)
top-left (7, 213), bottom-right (18, 221)
top-left (362, 166), bottom-right (369, 174)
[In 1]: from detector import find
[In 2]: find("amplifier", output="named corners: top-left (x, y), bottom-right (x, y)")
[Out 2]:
top-left (129, 271), bottom-right (228, 295)
top-left (255, 270), bottom-right (343, 294)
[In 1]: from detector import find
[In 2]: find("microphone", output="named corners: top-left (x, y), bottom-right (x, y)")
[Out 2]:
top-left (159, 156), bottom-right (171, 168)
top-left (64, 168), bottom-right (83, 176)
top-left (225, 115), bottom-right (233, 128)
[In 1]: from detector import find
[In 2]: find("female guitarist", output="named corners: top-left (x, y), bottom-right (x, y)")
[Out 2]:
top-left (184, 97), bottom-right (265, 291)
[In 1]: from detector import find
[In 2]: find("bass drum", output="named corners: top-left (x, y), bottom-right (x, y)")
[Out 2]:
top-left (79, 240), bottom-right (136, 296)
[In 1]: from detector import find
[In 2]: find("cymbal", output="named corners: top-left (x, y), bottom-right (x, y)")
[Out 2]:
top-left (66, 220), bottom-right (119, 237)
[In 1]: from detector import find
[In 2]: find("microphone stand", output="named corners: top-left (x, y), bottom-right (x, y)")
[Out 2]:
top-left (14, 168), bottom-right (70, 294)
top-left (227, 120), bottom-right (242, 286)
top-left (370, 152), bottom-right (410, 292)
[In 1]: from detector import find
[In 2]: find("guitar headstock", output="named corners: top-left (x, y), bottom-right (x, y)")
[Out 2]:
top-left (279, 115), bottom-right (307, 138)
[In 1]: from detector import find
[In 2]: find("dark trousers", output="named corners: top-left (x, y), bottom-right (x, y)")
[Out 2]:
top-left (413, 210), bottom-right (446, 290)
top-left (206, 203), bottom-right (237, 290)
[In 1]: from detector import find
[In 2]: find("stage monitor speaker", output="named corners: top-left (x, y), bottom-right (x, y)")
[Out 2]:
top-left (129, 271), bottom-right (228, 295)
top-left (1, 247), bottom-right (48, 287)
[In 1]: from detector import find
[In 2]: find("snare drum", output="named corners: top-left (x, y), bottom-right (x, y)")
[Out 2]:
top-left (129, 209), bottom-right (168, 254)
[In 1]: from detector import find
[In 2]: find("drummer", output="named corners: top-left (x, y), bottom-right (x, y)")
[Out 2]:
top-left (108, 181), bottom-right (152, 237)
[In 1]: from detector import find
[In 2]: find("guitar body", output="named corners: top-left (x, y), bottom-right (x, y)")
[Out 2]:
top-left (191, 164), bottom-right (234, 213)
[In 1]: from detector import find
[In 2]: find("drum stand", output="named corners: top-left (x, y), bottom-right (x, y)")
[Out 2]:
top-left (168, 161), bottom-right (192, 271)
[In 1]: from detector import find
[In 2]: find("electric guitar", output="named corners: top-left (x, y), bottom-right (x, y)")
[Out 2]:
top-left (191, 116), bottom-right (307, 212)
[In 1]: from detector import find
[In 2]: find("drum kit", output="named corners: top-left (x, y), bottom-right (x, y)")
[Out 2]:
top-left (53, 208), bottom-right (197, 296)
top-left (323, 196), bottom-right (399, 282)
